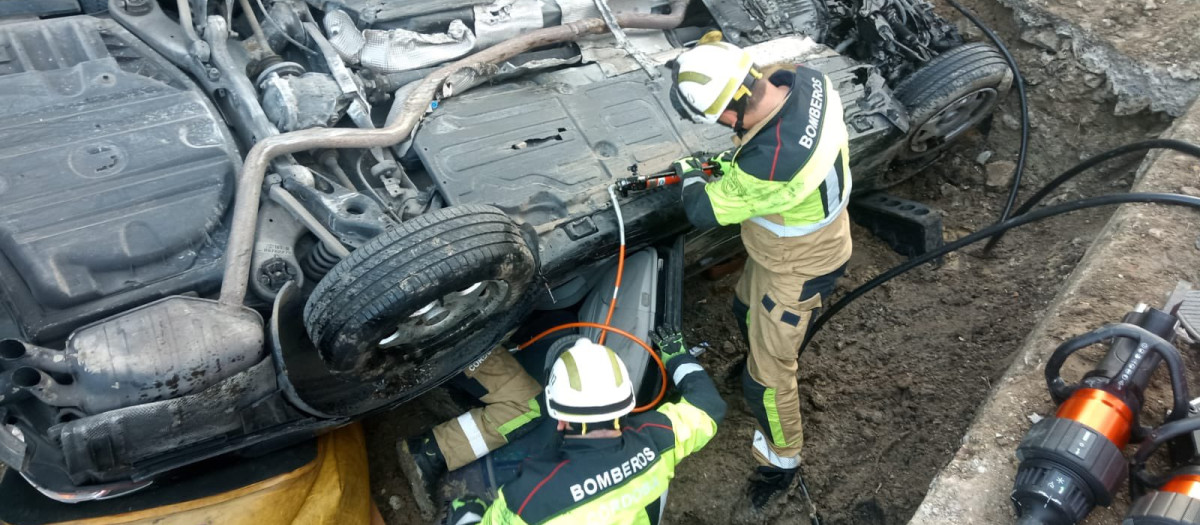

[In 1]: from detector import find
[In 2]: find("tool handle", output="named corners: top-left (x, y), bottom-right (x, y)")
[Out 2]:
top-left (1045, 323), bottom-right (1190, 423)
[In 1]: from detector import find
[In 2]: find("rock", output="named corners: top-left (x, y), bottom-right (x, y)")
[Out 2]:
top-left (1148, 228), bottom-right (1165, 240)
top-left (940, 183), bottom-right (961, 198)
top-left (1043, 192), bottom-right (1072, 206)
top-left (389, 495), bottom-right (403, 511)
top-left (855, 408), bottom-right (885, 424)
top-left (1020, 28), bottom-right (1060, 51)
top-left (808, 391), bottom-right (828, 411)
top-left (975, 150), bottom-right (993, 165)
top-left (956, 19), bottom-right (982, 40)
top-left (985, 161), bottom-right (1016, 190)
top-left (720, 340), bottom-right (736, 355)
top-left (1083, 73), bottom-right (1104, 89)
top-left (1179, 186), bottom-right (1200, 197)
top-left (1001, 114), bottom-right (1021, 131)
top-left (1144, 0), bottom-right (1158, 10)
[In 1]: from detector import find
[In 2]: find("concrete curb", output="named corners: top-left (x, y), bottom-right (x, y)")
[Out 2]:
top-left (910, 99), bottom-right (1200, 524)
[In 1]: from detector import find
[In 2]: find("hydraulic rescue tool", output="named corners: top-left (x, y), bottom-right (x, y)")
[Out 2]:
top-left (614, 161), bottom-right (723, 196)
top-left (1124, 407), bottom-right (1200, 525)
top-left (1011, 304), bottom-right (1188, 525)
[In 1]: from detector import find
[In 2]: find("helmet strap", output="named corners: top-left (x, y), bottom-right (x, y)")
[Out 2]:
top-left (735, 107), bottom-right (747, 137)
top-left (560, 418), bottom-right (624, 436)
top-left (730, 69), bottom-right (760, 137)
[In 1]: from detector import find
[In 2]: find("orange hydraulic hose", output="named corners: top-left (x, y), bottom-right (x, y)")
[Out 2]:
top-left (597, 244), bottom-right (625, 345)
top-left (518, 322), bottom-right (667, 413)
top-left (598, 184), bottom-right (627, 345)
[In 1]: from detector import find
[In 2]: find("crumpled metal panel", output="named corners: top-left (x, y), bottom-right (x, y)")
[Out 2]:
top-left (323, 9), bottom-right (477, 72)
top-left (323, 9), bottom-right (365, 63)
top-left (474, 0), bottom-right (545, 48)
top-left (558, 0), bottom-right (673, 75)
top-left (361, 19), bottom-right (477, 72)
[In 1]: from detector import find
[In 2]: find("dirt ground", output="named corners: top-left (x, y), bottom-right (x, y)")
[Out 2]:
top-left (364, 0), bottom-right (1179, 522)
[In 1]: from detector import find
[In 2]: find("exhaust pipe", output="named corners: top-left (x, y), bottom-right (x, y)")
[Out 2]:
top-left (0, 339), bottom-right (69, 373)
top-left (0, 365), bottom-right (87, 408)
top-left (218, 0), bottom-right (692, 305)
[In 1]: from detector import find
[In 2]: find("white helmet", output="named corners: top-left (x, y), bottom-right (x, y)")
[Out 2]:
top-left (670, 33), bottom-right (761, 125)
top-left (545, 337), bottom-right (635, 424)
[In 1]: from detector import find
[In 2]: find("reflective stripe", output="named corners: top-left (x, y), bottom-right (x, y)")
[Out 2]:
top-left (682, 176), bottom-right (706, 189)
top-left (702, 52), bottom-right (754, 116)
top-left (672, 363), bottom-right (703, 385)
top-left (747, 166), bottom-right (852, 237)
top-left (824, 163), bottom-right (842, 212)
top-left (497, 398), bottom-right (541, 438)
top-left (657, 487), bottom-right (669, 525)
top-left (451, 511), bottom-right (483, 525)
top-left (763, 389), bottom-right (788, 446)
top-left (753, 429), bottom-right (800, 469)
top-left (457, 413), bottom-right (490, 459)
top-left (677, 71), bottom-right (712, 86)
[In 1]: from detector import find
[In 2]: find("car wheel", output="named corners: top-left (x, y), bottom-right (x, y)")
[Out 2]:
top-left (304, 205), bottom-right (537, 376)
top-left (893, 42), bottom-right (1011, 161)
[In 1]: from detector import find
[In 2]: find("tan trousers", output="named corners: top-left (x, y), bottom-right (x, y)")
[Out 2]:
top-left (432, 349), bottom-right (543, 470)
top-left (735, 209), bottom-right (851, 469)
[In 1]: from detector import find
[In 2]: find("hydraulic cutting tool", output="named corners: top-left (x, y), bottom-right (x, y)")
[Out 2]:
top-left (614, 161), bottom-right (723, 196)
top-left (1010, 303), bottom-right (1188, 525)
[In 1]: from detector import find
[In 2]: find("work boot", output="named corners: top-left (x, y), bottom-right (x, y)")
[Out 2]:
top-left (748, 465), bottom-right (797, 510)
top-left (397, 433), bottom-right (446, 521)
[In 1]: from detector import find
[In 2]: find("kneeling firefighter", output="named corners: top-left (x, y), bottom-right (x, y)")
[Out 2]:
top-left (669, 33), bottom-right (854, 509)
top-left (443, 335), bottom-right (726, 525)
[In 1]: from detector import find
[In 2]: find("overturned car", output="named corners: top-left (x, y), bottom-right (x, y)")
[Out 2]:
top-left (0, 0), bottom-right (1010, 500)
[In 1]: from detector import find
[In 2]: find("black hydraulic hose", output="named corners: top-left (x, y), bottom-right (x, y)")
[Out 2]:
top-left (983, 140), bottom-right (1200, 251)
top-left (798, 192), bottom-right (1200, 356)
top-left (1131, 416), bottom-right (1200, 488)
top-left (943, 0), bottom-right (1029, 223)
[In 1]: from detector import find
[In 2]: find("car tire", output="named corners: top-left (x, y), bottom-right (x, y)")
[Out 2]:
top-left (893, 42), bottom-right (1011, 161)
top-left (304, 205), bottom-right (537, 376)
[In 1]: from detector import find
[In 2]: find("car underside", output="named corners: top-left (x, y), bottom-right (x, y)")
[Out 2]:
top-left (0, 0), bottom-right (1010, 501)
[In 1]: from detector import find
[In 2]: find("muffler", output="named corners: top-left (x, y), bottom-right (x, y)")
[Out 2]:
top-left (0, 296), bottom-right (265, 414)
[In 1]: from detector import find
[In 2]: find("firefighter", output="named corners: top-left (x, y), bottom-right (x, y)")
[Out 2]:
top-left (442, 333), bottom-right (725, 525)
top-left (397, 345), bottom-right (546, 520)
top-left (668, 33), bottom-right (853, 510)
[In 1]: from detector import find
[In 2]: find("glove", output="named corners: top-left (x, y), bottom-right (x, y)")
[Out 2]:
top-left (444, 496), bottom-right (487, 525)
top-left (706, 150), bottom-right (733, 177)
top-left (651, 326), bottom-right (688, 365)
top-left (671, 156), bottom-right (706, 179)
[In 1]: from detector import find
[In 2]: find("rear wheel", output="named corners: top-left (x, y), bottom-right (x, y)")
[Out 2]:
top-left (856, 43), bottom-right (1011, 192)
top-left (894, 42), bottom-right (1011, 160)
top-left (304, 205), bottom-right (537, 376)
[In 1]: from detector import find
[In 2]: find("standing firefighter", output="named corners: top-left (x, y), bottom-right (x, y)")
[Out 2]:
top-left (443, 334), bottom-right (725, 525)
top-left (669, 34), bottom-right (853, 510)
